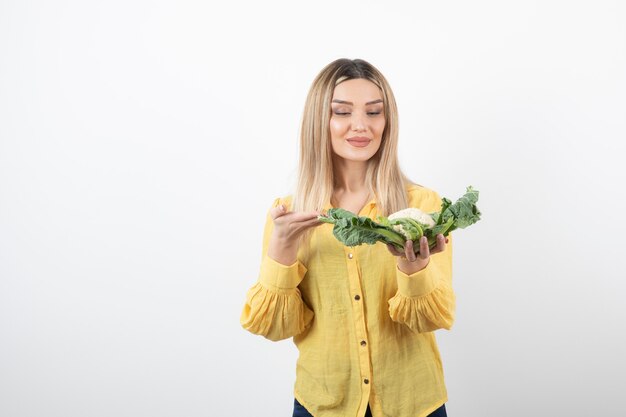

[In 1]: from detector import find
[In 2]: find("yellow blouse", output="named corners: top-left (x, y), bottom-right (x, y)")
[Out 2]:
top-left (240, 184), bottom-right (455, 417)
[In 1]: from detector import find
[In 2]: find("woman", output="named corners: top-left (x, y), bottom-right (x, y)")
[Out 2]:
top-left (240, 58), bottom-right (453, 417)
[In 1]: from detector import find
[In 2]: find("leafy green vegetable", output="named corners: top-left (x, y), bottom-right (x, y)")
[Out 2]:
top-left (318, 208), bottom-right (407, 248)
top-left (318, 186), bottom-right (481, 253)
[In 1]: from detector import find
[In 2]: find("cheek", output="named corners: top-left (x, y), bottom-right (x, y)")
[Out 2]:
top-left (372, 139), bottom-right (383, 153)
top-left (375, 119), bottom-right (386, 135)
top-left (329, 118), bottom-right (347, 136)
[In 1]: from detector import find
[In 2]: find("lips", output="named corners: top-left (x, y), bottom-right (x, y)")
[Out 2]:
top-left (347, 137), bottom-right (371, 148)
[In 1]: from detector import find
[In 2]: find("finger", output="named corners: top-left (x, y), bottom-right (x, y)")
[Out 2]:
top-left (293, 213), bottom-right (336, 234)
top-left (434, 234), bottom-right (446, 253)
top-left (386, 243), bottom-right (403, 256)
top-left (286, 211), bottom-right (324, 223)
top-left (430, 234), bottom-right (445, 255)
top-left (300, 216), bottom-right (325, 229)
top-left (386, 243), bottom-right (399, 255)
top-left (405, 240), bottom-right (417, 262)
top-left (419, 236), bottom-right (430, 259)
top-left (270, 204), bottom-right (287, 220)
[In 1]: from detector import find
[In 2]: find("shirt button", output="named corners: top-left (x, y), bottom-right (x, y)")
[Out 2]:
top-left (354, 294), bottom-right (360, 301)
top-left (360, 340), bottom-right (367, 346)
top-left (364, 378), bottom-right (370, 384)
top-left (348, 253), bottom-right (353, 259)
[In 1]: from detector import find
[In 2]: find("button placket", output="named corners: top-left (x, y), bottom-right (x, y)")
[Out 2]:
top-left (344, 246), bottom-right (372, 406)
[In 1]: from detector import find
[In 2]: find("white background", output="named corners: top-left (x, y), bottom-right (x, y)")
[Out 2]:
top-left (1, 1), bottom-right (625, 416)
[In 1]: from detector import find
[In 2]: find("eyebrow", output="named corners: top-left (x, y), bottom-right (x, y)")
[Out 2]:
top-left (331, 99), bottom-right (383, 105)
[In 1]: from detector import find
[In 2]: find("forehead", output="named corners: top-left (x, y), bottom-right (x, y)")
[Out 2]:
top-left (331, 78), bottom-right (383, 104)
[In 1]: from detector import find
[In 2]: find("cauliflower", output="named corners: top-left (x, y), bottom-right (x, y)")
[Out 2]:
top-left (387, 207), bottom-right (436, 227)
top-left (384, 208), bottom-right (436, 241)
top-left (318, 186), bottom-right (481, 252)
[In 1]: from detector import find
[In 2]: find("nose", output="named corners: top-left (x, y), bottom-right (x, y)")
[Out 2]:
top-left (351, 112), bottom-right (366, 132)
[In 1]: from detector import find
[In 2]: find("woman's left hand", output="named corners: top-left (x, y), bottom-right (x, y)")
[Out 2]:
top-left (386, 234), bottom-right (448, 274)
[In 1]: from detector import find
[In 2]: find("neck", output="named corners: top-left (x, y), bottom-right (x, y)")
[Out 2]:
top-left (332, 158), bottom-right (369, 193)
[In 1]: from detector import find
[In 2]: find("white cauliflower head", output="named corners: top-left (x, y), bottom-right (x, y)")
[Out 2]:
top-left (387, 207), bottom-right (436, 228)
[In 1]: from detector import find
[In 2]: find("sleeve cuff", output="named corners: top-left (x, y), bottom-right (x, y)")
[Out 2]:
top-left (396, 261), bottom-right (438, 297)
top-left (259, 254), bottom-right (308, 290)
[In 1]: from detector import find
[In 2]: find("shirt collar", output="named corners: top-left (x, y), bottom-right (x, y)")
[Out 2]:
top-left (323, 197), bottom-right (377, 215)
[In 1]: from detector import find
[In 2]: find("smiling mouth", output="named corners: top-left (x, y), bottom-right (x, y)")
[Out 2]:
top-left (347, 139), bottom-right (371, 147)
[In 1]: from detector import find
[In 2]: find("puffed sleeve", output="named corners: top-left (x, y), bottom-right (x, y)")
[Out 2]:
top-left (240, 198), bottom-right (314, 341)
top-left (387, 191), bottom-right (456, 333)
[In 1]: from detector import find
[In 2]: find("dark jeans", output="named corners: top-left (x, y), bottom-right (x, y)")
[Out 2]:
top-left (293, 398), bottom-right (447, 417)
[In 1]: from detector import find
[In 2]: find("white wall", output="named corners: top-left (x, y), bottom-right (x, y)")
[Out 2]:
top-left (1, 1), bottom-right (625, 416)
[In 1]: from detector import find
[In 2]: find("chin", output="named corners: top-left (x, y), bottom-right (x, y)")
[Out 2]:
top-left (332, 145), bottom-right (380, 162)
top-left (344, 154), bottom-right (376, 163)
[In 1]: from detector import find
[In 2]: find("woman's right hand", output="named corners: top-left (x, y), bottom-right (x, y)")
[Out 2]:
top-left (267, 204), bottom-right (323, 265)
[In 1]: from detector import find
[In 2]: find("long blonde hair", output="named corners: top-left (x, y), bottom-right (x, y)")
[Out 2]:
top-left (292, 58), bottom-right (416, 246)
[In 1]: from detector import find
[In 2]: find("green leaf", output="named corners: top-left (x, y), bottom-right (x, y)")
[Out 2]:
top-left (317, 186), bottom-right (481, 253)
top-left (319, 208), bottom-right (405, 249)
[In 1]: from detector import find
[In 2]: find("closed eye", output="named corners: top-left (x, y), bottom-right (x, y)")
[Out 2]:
top-left (333, 112), bottom-right (382, 116)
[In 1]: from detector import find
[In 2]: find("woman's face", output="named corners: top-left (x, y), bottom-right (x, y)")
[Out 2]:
top-left (329, 78), bottom-right (386, 163)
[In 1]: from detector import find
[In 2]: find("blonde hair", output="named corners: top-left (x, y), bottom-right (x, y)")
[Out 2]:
top-left (292, 58), bottom-right (416, 247)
